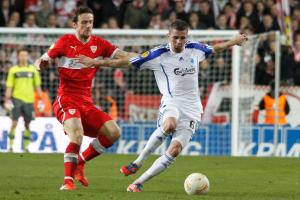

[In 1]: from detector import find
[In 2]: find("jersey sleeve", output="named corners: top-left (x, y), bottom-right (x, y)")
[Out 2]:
top-left (199, 43), bottom-right (213, 58)
top-left (186, 42), bottom-right (213, 60)
top-left (101, 39), bottom-right (117, 58)
top-left (47, 36), bottom-right (66, 59)
top-left (129, 49), bottom-right (161, 71)
top-left (6, 67), bottom-right (15, 88)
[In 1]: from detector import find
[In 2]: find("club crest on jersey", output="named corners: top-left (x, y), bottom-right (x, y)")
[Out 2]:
top-left (90, 46), bottom-right (97, 53)
top-left (68, 109), bottom-right (76, 115)
top-left (141, 51), bottom-right (150, 58)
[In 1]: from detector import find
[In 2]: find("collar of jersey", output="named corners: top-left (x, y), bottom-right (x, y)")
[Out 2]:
top-left (168, 43), bottom-right (185, 56)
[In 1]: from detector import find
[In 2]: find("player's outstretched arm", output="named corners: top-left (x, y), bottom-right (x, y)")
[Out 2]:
top-left (76, 54), bottom-right (134, 68)
top-left (212, 33), bottom-right (248, 53)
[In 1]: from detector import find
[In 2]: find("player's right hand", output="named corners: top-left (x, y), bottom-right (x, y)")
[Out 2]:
top-left (4, 99), bottom-right (14, 112)
top-left (34, 58), bottom-right (49, 71)
top-left (235, 33), bottom-right (248, 46)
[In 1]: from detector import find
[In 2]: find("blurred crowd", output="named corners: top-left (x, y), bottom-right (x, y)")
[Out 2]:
top-left (1, 0), bottom-right (300, 119)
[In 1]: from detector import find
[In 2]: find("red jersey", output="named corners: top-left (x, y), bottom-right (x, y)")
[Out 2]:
top-left (47, 34), bottom-right (117, 102)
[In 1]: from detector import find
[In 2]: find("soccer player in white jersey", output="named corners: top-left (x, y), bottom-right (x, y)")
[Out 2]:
top-left (76, 19), bottom-right (248, 192)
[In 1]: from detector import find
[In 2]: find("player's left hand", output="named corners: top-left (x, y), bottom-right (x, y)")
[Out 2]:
top-left (74, 55), bottom-right (100, 68)
top-left (235, 33), bottom-right (248, 46)
top-left (34, 58), bottom-right (49, 71)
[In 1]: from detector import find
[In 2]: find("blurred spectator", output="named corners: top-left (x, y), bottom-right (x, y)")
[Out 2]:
top-left (107, 16), bottom-right (120, 29)
top-left (229, 0), bottom-right (241, 14)
top-left (34, 87), bottom-right (53, 117)
top-left (36, 0), bottom-right (53, 27)
top-left (188, 12), bottom-right (206, 30)
top-left (45, 13), bottom-right (59, 28)
top-left (87, 0), bottom-right (128, 28)
top-left (215, 14), bottom-right (230, 30)
top-left (23, 12), bottom-right (38, 27)
top-left (184, 0), bottom-right (201, 13)
top-left (110, 69), bottom-right (130, 118)
top-left (199, 60), bottom-right (213, 96)
top-left (93, 73), bottom-right (118, 120)
top-left (237, 1), bottom-right (259, 32)
top-left (0, 0), bottom-right (11, 26)
top-left (7, 11), bottom-right (21, 27)
top-left (257, 14), bottom-right (279, 33)
top-left (211, 57), bottom-right (230, 84)
top-left (238, 16), bottom-right (251, 30)
top-left (292, 5), bottom-right (300, 22)
top-left (163, 11), bottom-right (177, 29)
top-left (290, 33), bottom-right (300, 85)
top-left (255, 53), bottom-right (267, 85)
top-left (223, 2), bottom-right (236, 29)
top-left (280, 46), bottom-right (294, 85)
top-left (256, 1), bottom-right (268, 24)
top-left (25, 0), bottom-right (42, 13)
top-left (54, 0), bottom-right (78, 27)
top-left (65, 18), bottom-right (74, 28)
top-left (198, 0), bottom-right (215, 28)
top-left (148, 13), bottom-right (164, 30)
top-left (157, 0), bottom-right (170, 15)
top-left (254, 81), bottom-right (290, 125)
top-left (258, 54), bottom-right (275, 85)
top-left (173, 1), bottom-right (188, 22)
top-left (124, 0), bottom-right (149, 28)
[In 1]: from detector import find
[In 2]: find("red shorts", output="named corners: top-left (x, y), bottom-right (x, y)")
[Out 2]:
top-left (53, 95), bottom-right (112, 138)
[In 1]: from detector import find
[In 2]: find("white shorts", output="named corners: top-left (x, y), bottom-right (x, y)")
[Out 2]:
top-left (157, 104), bottom-right (199, 148)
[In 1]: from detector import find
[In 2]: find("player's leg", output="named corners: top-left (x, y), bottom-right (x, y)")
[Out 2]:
top-left (53, 96), bottom-right (83, 190)
top-left (121, 106), bottom-right (179, 176)
top-left (22, 103), bottom-right (34, 152)
top-left (76, 108), bottom-right (120, 186)
top-left (61, 117), bottom-right (84, 190)
top-left (9, 98), bottom-right (21, 151)
top-left (127, 139), bottom-right (181, 192)
top-left (9, 120), bottom-right (17, 152)
top-left (120, 127), bottom-right (168, 176)
top-left (78, 119), bottom-right (120, 164)
top-left (128, 120), bottom-right (195, 192)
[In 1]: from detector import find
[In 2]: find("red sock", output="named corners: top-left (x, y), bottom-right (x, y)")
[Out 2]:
top-left (98, 135), bottom-right (113, 148)
top-left (78, 135), bottom-right (113, 165)
top-left (64, 142), bottom-right (80, 184)
top-left (78, 144), bottom-right (100, 165)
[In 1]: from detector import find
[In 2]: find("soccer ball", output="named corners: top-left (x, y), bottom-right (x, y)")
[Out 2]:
top-left (184, 173), bottom-right (210, 195)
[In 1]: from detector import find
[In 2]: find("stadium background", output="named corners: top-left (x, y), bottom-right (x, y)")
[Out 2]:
top-left (0, 1), bottom-right (300, 199)
top-left (0, 0), bottom-right (299, 156)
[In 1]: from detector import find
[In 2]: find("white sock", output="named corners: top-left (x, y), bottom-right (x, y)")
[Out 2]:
top-left (133, 128), bottom-right (167, 167)
top-left (133, 152), bottom-right (175, 185)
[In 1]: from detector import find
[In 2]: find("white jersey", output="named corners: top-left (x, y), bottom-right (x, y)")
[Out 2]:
top-left (130, 41), bottom-right (213, 121)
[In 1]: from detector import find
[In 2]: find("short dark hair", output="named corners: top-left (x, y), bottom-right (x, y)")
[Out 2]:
top-left (17, 48), bottom-right (28, 55)
top-left (169, 19), bottom-right (189, 31)
top-left (72, 6), bottom-right (94, 23)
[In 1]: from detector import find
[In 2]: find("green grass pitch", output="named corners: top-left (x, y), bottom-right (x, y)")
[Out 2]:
top-left (0, 153), bottom-right (299, 200)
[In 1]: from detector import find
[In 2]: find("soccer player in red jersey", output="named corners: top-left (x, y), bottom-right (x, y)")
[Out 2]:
top-left (34, 7), bottom-right (133, 190)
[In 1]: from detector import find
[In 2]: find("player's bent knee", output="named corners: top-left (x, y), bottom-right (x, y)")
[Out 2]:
top-left (163, 121), bottom-right (177, 133)
top-left (110, 126), bottom-right (121, 142)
